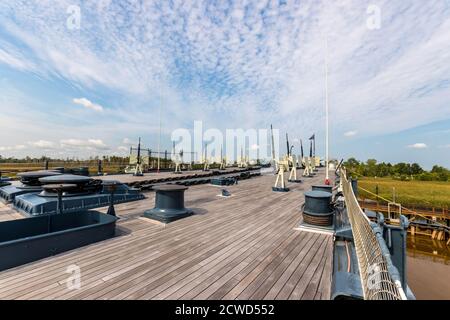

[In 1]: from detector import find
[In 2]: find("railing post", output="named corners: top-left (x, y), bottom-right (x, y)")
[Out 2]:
top-left (351, 177), bottom-right (358, 198)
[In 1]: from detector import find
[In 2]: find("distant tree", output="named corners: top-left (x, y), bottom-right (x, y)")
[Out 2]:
top-left (437, 171), bottom-right (449, 182)
top-left (376, 162), bottom-right (391, 177)
top-left (431, 165), bottom-right (448, 174)
top-left (410, 163), bottom-right (423, 175)
top-left (418, 172), bottom-right (433, 181)
top-left (365, 159), bottom-right (377, 176)
top-left (393, 162), bottom-right (411, 175)
top-left (343, 158), bottom-right (360, 174)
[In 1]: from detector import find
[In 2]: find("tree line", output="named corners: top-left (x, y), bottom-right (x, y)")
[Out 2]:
top-left (0, 155), bottom-right (129, 163)
top-left (343, 158), bottom-right (450, 182)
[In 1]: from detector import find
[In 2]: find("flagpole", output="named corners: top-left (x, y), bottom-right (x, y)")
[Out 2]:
top-left (157, 86), bottom-right (162, 173)
top-left (325, 38), bottom-right (330, 184)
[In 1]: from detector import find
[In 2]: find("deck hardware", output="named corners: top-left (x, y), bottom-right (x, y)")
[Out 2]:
top-left (13, 174), bottom-right (143, 216)
top-left (302, 190), bottom-right (334, 227)
top-left (103, 181), bottom-right (120, 216)
top-left (144, 185), bottom-right (193, 223)
top-left (0, 171), bottom-right (11, 187)
top-left (272, 157), bottom-right (290, 192)
top-left (0, 170), bottom-right (62, 203)
top-left (312, 185), bottom-right (333, 193)
top-left (42, 184), bottom-right (77, 215)
top-left (288, 155), bottom-right (302, 183)
top-left (302, 157), bottom-right (314, 177)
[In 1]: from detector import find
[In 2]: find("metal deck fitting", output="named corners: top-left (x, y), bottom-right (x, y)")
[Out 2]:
top-left (0, 170), bottom-right (63, 203)
top-left (312, 185), bottom-right (333, 193)
top-left (301, 190), bottom-right (334, 227)
top-left (143, 185), bottom-right (193, 223)
top-left (13, 174), bottom-right (144, 216)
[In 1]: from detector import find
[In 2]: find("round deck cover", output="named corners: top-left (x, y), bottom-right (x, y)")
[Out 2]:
top-left (39, 174), bottom-right (93, 184)
top-left (18, 170), bottom-right (62, 179)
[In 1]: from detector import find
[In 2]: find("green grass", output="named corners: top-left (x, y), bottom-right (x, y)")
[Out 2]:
top-left (358, 177), bottom-right (450, 209)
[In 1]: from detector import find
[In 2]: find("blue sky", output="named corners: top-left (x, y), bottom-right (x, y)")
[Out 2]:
top-left (0, 0), bottom-right (449, 169)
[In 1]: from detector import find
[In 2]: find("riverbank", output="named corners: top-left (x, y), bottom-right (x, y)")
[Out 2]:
top-left (407, 236), bottom-right (450, 300)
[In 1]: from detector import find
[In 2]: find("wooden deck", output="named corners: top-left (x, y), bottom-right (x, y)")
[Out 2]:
top-left (0, 202), bottom-right (24, 222)
top-left (0, 169), bottom-right (333, 300)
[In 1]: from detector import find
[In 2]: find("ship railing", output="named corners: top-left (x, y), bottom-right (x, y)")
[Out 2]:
top-left (341, 167), bottom-right (407, 300)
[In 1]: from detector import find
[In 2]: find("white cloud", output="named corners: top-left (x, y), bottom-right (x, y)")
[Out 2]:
top-left (407, 143), bottom-right (427, 149)
top-left (0, 144), bottom-right (26, 151)
top-left (60, 139), bottom-right (108, 150)
top-left (72, 98), bottom-right (104, 112)
top-left (117, 146), bottom-right (129, 152)
top-left (122, 138), bottom-right (134, 145)
top-left (344, 131), bottom-right (357, 137)
top-left (28, 140), bottom-right (55, 149)
top-left (0, 48), bottom-right (35, 71)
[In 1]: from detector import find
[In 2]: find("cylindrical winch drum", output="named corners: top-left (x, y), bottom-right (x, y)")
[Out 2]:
top-left (154, 186), bottom-right (187, 211)
top-left (302, 190), bottom-right (334, 227)
top-left (144, 185), bottom-right (193, 223)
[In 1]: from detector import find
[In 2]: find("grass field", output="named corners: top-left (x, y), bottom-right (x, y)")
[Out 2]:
top-left (358, 177), bottom-right (450, 209)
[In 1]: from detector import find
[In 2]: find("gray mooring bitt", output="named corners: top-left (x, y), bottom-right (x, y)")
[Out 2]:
top-left (144, 184), bottom-right (193, 223)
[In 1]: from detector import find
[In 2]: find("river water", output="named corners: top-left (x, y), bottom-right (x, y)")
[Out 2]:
top-left (407, 236), bottom-right (450, 300)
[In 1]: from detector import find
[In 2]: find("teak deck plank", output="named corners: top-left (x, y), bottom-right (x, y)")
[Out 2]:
top-left (0, 169), bottom-right (333, 300)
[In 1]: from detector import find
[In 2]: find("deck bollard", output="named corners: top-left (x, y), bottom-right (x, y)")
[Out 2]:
top-left (144, 185), bottom-right (193, 223)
